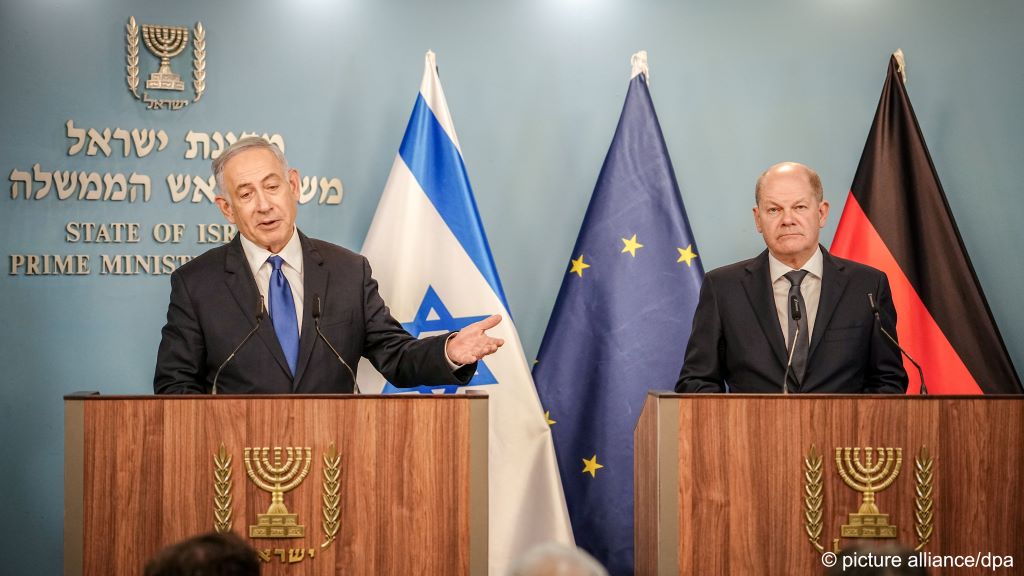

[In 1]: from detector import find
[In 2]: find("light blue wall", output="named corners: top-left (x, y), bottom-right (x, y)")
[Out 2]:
top-left (2, 0), bottom-right (1021, 572)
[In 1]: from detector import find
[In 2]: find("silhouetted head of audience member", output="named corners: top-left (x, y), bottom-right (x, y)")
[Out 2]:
top-left (825, 543), bottom-right (928, 576)
top-left (507, 542), bottom-right (609, 576)
top-left (144, 532), bottom-right (260, 576)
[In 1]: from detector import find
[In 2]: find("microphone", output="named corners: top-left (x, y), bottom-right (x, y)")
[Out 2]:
top-left (312, 294), bottom-right (360, 394)
top-left (781, 296), bottom-right (802, 394)
top-left (868, 293), bottom-right (926, 394)
top-left (212, 295), bottom-right (265, 395)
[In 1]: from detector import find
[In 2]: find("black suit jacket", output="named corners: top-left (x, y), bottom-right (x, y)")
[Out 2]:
top-left (154, 231), bottom-right (474, 394)
top-left (676, 247), bottom-right (907, 394)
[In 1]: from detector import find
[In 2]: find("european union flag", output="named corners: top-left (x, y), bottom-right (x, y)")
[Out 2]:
top-left (533, 53), bottom-right (704, 575)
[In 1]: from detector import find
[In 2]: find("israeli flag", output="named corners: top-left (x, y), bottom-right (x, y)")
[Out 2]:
top-left (358, 51), bottom-right (573, 575)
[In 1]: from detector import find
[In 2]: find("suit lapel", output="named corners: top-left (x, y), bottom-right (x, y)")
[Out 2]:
top-left (809, 247), bottom-right (848, 359)
top-left (292, 231), bottom-right (328, 388)
top-left (741, 250), bottom-right (788, 368)
top-left (223, 237), bottom-right (293, 379)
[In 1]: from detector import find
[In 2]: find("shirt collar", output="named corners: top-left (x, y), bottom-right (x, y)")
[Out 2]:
top-left (768, 245), bottom-right (823, 283)
top-left (238, 227), bottom-right (303, 275)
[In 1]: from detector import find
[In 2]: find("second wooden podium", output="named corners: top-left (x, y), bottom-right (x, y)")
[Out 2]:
top-left (634, 393), bottom-right (1023, 575)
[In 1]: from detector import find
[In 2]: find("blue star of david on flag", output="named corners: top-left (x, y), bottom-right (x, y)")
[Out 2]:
top-left (381, 285), bottom-right (498, 394)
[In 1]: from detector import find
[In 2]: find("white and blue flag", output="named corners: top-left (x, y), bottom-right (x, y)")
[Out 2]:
top-left (358, 51), bottom-right (573, 575)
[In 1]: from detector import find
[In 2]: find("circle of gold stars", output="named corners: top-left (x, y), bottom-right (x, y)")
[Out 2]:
top-left (566, 238), bottom-right (698, 278)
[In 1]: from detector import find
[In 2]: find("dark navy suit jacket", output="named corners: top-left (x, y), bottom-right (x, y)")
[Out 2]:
top-left (676, 247), bottom-right (907, 394)
top-left (155, 231), bottom-right (473, 394)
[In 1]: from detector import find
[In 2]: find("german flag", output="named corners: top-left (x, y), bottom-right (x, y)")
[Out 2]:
top-left (831, 53), bottom-right (1022, 395)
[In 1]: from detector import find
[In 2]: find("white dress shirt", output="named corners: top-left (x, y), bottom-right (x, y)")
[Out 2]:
top-left (238, 228), bottom-right (304, 332)
top-left (768, 247), bottom-right (823, 348)
top-left (237, 229), bottom-right (463, 369)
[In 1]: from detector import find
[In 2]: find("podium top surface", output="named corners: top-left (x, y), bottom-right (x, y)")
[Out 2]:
top-left (64, 391), bottom-right (490, 401)
top-left (647, 391), bottom-right (1022, 400)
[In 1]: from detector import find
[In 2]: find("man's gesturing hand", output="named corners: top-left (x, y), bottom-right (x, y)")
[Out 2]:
top-left (445, 314), bottom-right (505, 365)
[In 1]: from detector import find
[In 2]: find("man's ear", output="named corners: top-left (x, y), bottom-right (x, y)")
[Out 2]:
top-left (817, 200), bottom-right (830, 228)
top-left (215, 195), bottom-right (235, 224)
top-left (287, 168), bottom-right (301, 202)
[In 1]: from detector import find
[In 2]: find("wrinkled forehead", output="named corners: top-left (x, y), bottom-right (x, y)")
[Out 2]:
top-left (758, 171), bottom-right (819, 205)
top-left (223, 149), bottom-right (287, 188)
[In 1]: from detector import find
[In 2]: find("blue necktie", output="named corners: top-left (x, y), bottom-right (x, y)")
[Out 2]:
top-left (267, 255), bottom-right (299, 375)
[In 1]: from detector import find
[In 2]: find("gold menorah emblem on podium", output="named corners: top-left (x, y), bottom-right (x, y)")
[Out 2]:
top-left (244, 447), bottom-right (313, 538)
top-left (141, 24), bottom-right (189, 90)
top-left (834, 447), bottom-right (903, 538)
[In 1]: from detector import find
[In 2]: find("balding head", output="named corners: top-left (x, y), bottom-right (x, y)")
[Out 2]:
top-left (755, 162), bottom-right (823, 206)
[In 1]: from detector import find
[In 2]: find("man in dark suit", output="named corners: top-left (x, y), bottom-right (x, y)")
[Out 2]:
top-left (676, 162), bottom-right (907, 394)
top-left (155, 137), bottom-right (503, 394)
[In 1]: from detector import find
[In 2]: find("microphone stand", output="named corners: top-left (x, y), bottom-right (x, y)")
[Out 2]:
top-left (313, 294), bottom-right (360, 394)
top-left (212, 296), bottom-right (265, 395)
top-left (868, 293), bottom-right (927, 394)
top-left (781, 296), bottom-right (802, 394)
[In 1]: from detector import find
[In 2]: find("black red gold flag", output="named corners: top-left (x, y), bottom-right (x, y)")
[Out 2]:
top-left (832, 54), bottom-right (1021, 394)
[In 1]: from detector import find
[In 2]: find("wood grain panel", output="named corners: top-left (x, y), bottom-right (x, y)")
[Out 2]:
top-left (65, 395), bottom-right (487, 576)
top-left (634, 396), bottom-right (657, 576)
top-left (635, 393), bottom-right (1024, 576)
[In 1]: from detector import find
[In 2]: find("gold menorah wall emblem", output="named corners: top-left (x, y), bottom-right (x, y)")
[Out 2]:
top-left (834, 447), bottom-right (903, 538)
top-left (141, 24), bottom-right (189, 90)
top-left (244, 447), bottom-right (313, 538)
top-left (125, 17), bottom-right (206, 108)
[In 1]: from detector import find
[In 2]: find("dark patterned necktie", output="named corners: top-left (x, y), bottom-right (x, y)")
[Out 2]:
top-left (784, 270), bottom-right (810, 391)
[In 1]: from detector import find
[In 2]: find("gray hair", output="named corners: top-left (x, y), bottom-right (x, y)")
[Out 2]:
top-left (754, 161), bottom-right (823, 205)
top-left (506, 543), bottom-right (609, 576)
top-left (211, 136), bottom-right (289, 195)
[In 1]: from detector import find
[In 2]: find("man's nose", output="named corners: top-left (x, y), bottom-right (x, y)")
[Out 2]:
top-left (254, 190), bottom-right (271, 211)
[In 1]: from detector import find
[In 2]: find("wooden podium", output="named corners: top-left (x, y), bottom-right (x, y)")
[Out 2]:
top-left (634, 393), bottom-right (1024, 575)
top-left (64, 394), bottom-right (488, 575)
